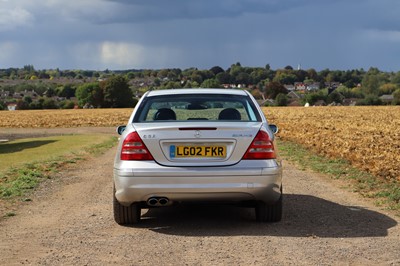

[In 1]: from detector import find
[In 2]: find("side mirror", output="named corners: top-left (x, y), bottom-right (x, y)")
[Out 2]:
top-left (116, 125), bottom-right (126, 135)
top-left (269, 124), bottom-right (279, 134)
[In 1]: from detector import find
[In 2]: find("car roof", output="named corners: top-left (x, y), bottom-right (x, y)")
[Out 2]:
top-left (145, 88), bottom-right (249, 97)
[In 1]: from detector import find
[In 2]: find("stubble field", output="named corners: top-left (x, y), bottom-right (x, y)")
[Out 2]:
top-left (1, 106), bottom-right (399, 182)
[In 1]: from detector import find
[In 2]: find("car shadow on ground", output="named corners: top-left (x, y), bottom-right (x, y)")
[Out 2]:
top-left (0, 140), bottom-right (57, 154)
top-left (131, 194), bottom-right (397, 238)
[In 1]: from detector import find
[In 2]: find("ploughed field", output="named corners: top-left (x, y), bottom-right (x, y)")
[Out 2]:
top-left (263, 106), bottom-right (400, 183)
top-left (1, 106), bottom-right (399, 182)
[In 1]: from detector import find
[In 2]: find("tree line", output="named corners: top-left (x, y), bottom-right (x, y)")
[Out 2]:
top-left (1, 63), bottom-right (400, 110)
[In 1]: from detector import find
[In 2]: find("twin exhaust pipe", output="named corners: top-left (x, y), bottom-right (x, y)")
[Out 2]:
top-left (147, 197), bottom-right (170, 207)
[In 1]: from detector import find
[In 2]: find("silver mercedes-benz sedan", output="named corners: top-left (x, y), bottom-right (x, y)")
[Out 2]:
top-left (113, 88), bottom-right (282, 224)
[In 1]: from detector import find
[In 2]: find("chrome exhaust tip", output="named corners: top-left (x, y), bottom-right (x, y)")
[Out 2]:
top-left (147, 197), bottom-right (170, 206)
top-left (147, 198), bottom-right (158, 206)
top-left (158, 197), bottom-right (169, 205)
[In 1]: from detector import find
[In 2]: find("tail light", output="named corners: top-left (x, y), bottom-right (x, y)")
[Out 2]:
top-left (120, 132), bottom-right (154, 160)
top-left (242, 130), bottom-right (276, 159)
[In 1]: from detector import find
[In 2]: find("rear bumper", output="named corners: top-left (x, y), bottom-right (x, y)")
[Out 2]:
top-left (114, 160), bottom-right (282, 206)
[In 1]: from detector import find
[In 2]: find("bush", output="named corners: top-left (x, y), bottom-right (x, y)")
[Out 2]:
top-left (42, 98), bottom-right (58, 109)
top-left (29, 101), bottom-right (43, 110)
top-left (60, 100), bottom-right (76, 109)
top-left (357, 95), bottom-right (383, 106)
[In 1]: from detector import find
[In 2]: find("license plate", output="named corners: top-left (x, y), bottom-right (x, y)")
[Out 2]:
top-left (170, 145), bottom-right (226, 158)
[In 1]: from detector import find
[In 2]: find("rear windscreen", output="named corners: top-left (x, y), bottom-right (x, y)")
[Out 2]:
top-left (133, 94), bottom-right (261, 122)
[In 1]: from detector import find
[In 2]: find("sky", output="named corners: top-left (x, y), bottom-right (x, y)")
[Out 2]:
top-left (1, 0), bottom-right (400, 71)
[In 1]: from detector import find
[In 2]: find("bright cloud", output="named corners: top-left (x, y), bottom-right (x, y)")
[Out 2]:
top-left (364, 29), bottom-right (400, 43)
top-left (68, 41), bottom-right (183, 70)
top-left (100, 42), bottom-right (145, 67)
top-left (0, 42), bottom-right (19, 61)
top-left (0, 7), bottom-right (33, 31)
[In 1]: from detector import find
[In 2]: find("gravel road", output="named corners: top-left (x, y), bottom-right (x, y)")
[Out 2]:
top-left (0, 129), bottom-right (399, 265)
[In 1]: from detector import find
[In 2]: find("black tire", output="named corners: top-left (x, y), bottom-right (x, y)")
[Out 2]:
top-left (255, 194), bottom-right (283, 223)
top-left (113, 187), bottom-right (141, 225)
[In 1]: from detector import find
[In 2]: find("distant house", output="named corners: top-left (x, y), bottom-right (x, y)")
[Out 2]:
top-left (258, 99), bottom-right (275, 106)
top-left (22, 89), bottom-right (39, 99)
top-left (284, 84), bottom-right (295, 91)
top-left (294, 82), bottom-right (306, 91)
top-left (0, 89), bottom-right (10, 99)
top-left (7, 103), bottom-right (17, 111)
top-left (306, 82), bottom-right (320, 91)
top-left (379, 94), bottom-right (394, 104)
top-left (286, 91), bottom-right (303, 106)
top-left (325, 82), bottom-right (340, 89)
top-left (12, 92), bottom-right (23, 99)
top-left (287, 91), bottom-right (302, 100)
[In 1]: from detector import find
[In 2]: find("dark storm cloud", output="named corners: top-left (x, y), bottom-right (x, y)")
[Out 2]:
top-left (100, 0), bottom-right (330, 23)
top-left (1, 0), bottom-right (400, 70)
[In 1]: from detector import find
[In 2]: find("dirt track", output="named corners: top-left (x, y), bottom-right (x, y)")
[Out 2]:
top-left (0, 128), bottom-right (399, 265)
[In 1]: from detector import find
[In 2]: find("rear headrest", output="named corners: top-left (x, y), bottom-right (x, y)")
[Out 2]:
top-left (218, 108), bottom-right (241, 120)
top-left (153, 108), bottom-right (176, 120)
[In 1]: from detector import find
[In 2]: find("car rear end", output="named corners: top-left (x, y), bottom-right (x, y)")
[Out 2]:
top-left (113, 89), bottom-right (282, 224)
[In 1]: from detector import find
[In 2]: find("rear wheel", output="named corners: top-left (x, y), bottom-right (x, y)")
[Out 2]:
top-left (255, 194), bottom-right (282, 222)
top-left (113, 187), bottom-right (141, 225)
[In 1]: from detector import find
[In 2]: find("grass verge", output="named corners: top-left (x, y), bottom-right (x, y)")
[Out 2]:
top-left (277, 140), bottom-right (400, 213)
top-left (0, 135), bottom-right (117, 201)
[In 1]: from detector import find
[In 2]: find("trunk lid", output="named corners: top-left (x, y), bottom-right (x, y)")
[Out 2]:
top-left (134, 122), bottom-right (262, 167)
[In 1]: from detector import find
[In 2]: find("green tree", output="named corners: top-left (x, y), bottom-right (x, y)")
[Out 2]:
top-left (153, 78), bottom-right (161, 86)
top-left (76, 82), bottom-right (103, 107)
top-left (57, 84), bottom-right (76, 99)
top-left (229, 63), bottom-right (243, 77)
top-left (303, 90), bottom-right (327, 105)
top-left (235, 72), bottom-right (251, 85)
top-left (275, 93), bottom-right (288, 106)
top-left (23, 96), bottom-right (32, 104)
top-left (190, 72), bottom-right (204, 84)
top-left (102, 75), bottom-right (134, 108)
top-left (264, 82), bottom-right (288, 99)
top-left (29, 101), bottom-right (43, 110)
top-left (210, 66), bottom-right (224, 76)
top-left (200, 78), bottom-right (221, 88)
top-left (273, 71), bottom-right (297, 84)
top-left (250, 88), bottom-right (264, 100)
top-left (361, 67), bottom-right (389, 95)
top-left (391, 71), bottom-right (400, 85)
top-left (327, 91), bottom-right (344, 104)
top-left (16, 99), bottom-right (29, 110)
top-left (250, 68), bottom-right (268, 84)
top-left (393, 89), bottom-right (400, 105)
top-left (157, 69), bottom-right (169, 78)
top-left (45, 87), bottom-right (57, 98)
top-left (216, 72), bottom-right (232, 84)
top-left (306, 68), bottom-right (319, 81)
top-left (125, 72), bottom-right (136, 80)
top-left (379, 83), bottom-right (398, 95)
top-left (60, 100), bottom-right (76, 109)
top-left (162, 81), bottom-right (182, 90)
